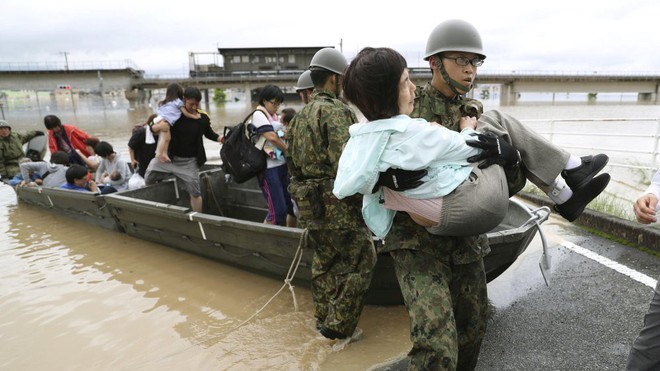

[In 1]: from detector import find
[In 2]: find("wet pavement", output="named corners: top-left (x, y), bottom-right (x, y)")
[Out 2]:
top-left (370, 198), bottom-right (659, 371)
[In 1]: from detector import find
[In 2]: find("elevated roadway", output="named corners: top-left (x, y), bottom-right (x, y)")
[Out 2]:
top-left (2, 66), bottom-right (659, 105)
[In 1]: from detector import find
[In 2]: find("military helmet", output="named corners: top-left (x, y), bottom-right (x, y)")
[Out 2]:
top-left (295, 70), bottom-right (314, 90)
top-left (0, 120), bottom-right (10, 130)
top-left (424, 19), bottom-right (486, 60)
top-left (309, 48), bottom-right (347, 75)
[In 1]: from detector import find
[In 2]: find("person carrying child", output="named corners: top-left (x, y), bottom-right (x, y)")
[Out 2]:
top-left (147, 83), bottom-right (201, 163)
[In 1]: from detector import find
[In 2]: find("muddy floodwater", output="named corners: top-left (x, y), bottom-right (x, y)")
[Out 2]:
top-left (2, 94), bottom-right (660, 370)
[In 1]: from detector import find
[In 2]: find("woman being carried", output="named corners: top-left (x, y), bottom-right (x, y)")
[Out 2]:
top-left (333, 47), bottom-right (610, 238)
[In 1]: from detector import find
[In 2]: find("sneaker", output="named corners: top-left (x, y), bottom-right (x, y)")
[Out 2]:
top-left (561, 154), bottom-right (609, 190)
top-left (554, 173), bottom-right (610, 222)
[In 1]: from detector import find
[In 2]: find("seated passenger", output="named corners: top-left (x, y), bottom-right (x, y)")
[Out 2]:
top-left (19, 151), bottom-right (70, 188)
top-left (333, 47), bottom-right (610, 238)
top-left (94, 141), bottom-right (132, 194)
top-left (60, 164), bottom-right (97, 192)
top-left (75, 137), bottom-right (101, 176)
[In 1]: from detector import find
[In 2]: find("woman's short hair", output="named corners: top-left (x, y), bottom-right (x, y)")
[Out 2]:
top-left (258, 85), bottom-right (284, 106)
top-left (343, 47), bottom-right (408, 121)
top-left (94, 141), bottom-right (114, 158)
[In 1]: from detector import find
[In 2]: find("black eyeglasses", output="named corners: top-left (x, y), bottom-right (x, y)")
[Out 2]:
top-left (443, 56), bottom-right (484, 67)
top-left (268, 100), bottom-right (282, 107)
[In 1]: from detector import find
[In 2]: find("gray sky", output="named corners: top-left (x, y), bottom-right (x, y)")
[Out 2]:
top-left (2, 0), bottom-right (658, 75)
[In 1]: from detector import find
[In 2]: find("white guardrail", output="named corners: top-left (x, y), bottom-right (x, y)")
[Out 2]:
top-left (522, 117), bottom-right (660, 177)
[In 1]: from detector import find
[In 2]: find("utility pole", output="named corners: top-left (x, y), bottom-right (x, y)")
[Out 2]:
top-left (60, 51), bottom-right (69, 71)
top-left (339, 38), bottom-right (343, 53)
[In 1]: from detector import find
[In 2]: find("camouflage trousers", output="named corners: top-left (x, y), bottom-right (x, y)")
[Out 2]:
top-left (308, 227), bottom-right (377, 336)
top-left (390, 249), bottom-right (488, 371)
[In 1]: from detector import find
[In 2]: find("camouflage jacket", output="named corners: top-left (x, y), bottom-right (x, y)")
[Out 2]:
top-left (0, 131), bottom-right (40, 179)
top-left (287, 89), bottom-right (364, 230)
top-left (380, 83), bottom-right (491, 263)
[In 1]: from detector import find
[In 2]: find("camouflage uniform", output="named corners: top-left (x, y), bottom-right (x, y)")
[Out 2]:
top-left (287, 88), bottom-right (376, 337)
top-left (0, 131), bottom-right (41, 179)
top-left (381, 83), bottom-right (516, 371)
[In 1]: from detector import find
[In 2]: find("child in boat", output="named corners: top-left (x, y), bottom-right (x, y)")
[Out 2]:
top-left (333, 47), bottom-right (610, 238)
top-left (147, 83), bottom-right (201, 163)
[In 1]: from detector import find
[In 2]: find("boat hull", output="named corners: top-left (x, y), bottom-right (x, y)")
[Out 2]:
top-left (15, 167), bottom-right (545, 305)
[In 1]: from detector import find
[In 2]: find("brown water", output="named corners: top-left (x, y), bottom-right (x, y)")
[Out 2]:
top-left (2, 93), bottom-right (660, 370)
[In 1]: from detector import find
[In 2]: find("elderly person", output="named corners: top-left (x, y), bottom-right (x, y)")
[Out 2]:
top-left (0, 119), bottom-right (44, 181)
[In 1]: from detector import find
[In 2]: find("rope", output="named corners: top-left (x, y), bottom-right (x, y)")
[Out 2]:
top-left (230, 228), bottom-right (308, 331)
top-left (131, 228), bottom-right (310, 369)
top-left (202, 174), bottom-right (224, 217)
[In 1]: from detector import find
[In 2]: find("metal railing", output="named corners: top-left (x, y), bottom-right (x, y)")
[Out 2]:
top-left (523, 117), bottom-right (660, 175)
top-left (0, 60), bottom-right (142, 71)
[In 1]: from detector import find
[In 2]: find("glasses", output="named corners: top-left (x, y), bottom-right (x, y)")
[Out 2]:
top-left (443, 56), bottom-right (484, 67)
top-left (268, 100), bottom-right (282, 107)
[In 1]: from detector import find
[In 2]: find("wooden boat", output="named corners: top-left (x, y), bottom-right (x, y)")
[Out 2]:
top-left (14, 166), bottom-right (549, 305)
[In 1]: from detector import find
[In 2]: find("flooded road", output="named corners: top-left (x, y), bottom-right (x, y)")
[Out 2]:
top-left (0, 185), bottom-right (411, 370)
top-left (2, 96), bottom-right (660, 369)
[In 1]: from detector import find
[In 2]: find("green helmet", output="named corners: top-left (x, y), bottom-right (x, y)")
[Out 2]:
top-left (295, 70), bottom-right (314, 90)
top-left (424, 19), bottom-right (486, 60)
top-left (309, 47), bottom-right (347, 75)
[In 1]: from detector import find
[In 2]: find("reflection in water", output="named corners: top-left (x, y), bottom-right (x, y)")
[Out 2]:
top-left (0, 187), bottom-right (410, 370)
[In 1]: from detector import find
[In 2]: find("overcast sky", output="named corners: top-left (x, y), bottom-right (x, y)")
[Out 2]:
top-left (2, 0), bottom-right (658, 75)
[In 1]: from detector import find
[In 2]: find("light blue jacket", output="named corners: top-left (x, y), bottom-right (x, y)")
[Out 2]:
top-left (332, 114), bottom-right (481, 238)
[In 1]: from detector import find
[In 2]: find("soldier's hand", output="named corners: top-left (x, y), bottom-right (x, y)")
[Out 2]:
top-left (372, 168), bottom-right (427, 193)
top-left (466, 132), bottom-right (520, 169)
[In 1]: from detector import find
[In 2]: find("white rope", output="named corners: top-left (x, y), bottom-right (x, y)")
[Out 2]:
top-left (130, 229), bottom-right (309, 369)
top-left (231, 229), bottom-right (307, 331)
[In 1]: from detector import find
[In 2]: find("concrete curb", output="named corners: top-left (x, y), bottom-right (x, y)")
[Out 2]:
top-left (516, 191), bottom-right (660, 254)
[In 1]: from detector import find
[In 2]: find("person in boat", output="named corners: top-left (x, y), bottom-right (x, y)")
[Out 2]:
top-left (75, 137), bottom-right (101, 177)
top-left (251, 85), bottom-right (295, 227)
top-left (94, 141), bottom-right (132, 194)
top-left (0, 119), bottom-right (45, 182)
top-left (18, 150), bottom-right (69, 188)
top-left (287, 48), bottom-right (377, 341)
top-left (144, 87), bottom-right (222, 212)
top-left (44, 115), bottom-right (90, 167)
top-left (146, 83), bottom-right (201, 164)
top-left (334, 46), bottom-right (610, 238)
top-left (128, 114), bottom-right (158, 183)
top-left (295, 70), bottom-right (314, 104)
top-left (60, 164), bottom-right (97, 193)
top-left (628, 169), bottom-right (660, 370)
top-left (365, 20), bottom-right (610, 370)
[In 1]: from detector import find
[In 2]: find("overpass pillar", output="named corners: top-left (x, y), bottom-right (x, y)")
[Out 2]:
top-left (499, 83), bottom-right (517, 106)
top-left (124, 88), bottom-right (148, 108)
top-left (638, 92), bottom-right (655, 103)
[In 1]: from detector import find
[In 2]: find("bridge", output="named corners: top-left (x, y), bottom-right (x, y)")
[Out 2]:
top-left (1, 60), bottom-right (659, 105)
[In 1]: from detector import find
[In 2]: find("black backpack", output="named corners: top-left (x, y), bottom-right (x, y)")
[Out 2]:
top-left (220, 110), bottom-right (267, 183)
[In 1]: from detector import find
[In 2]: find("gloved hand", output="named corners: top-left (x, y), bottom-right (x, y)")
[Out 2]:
top-left (372, 168), bottom-right (428, 193)
top-left (465, 132), bottom-right (521, 169)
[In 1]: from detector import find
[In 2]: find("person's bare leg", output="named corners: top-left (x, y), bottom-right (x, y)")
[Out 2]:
top-left (190, 195), bottom-right (202, 212)
top-left (156, 128), bottom-right (171, 163)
